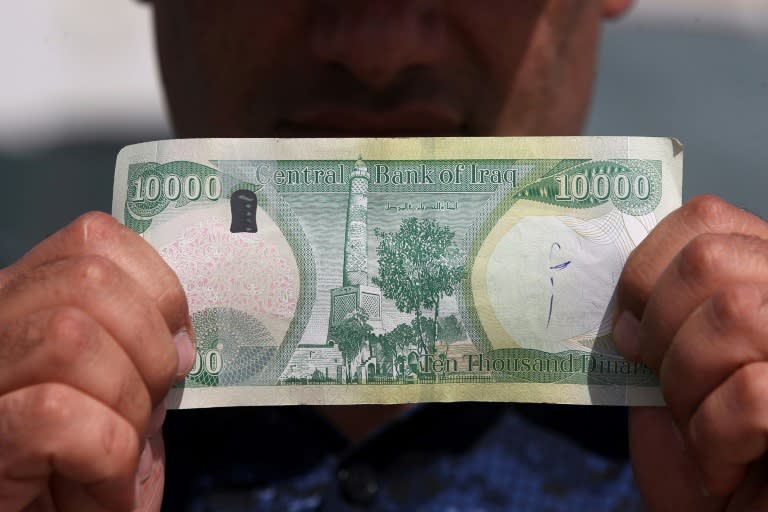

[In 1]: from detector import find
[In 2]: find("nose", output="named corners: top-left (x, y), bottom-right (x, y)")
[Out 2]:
top-left (310, 0), bottom-right (445, 89)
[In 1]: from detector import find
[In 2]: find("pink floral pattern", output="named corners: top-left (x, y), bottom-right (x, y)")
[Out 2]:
top-left (160, 219), bottom-right (298, 319)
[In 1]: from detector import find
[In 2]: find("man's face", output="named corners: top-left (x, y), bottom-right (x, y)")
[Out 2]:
top-left (153, 1), bottom-right (629, 138)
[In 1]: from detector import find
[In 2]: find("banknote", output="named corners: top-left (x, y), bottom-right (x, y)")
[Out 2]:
top-left (113, 137), bottom-right (683, 408)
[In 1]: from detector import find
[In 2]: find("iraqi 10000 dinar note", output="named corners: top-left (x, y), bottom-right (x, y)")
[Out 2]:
top-left (113, 137), bottom-right (683, 408)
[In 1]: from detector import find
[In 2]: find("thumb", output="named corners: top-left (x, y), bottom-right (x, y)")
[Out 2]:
top-left (630, 407), bottom-right (724, 511)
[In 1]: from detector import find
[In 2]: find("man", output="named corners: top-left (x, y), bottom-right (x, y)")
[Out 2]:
top-left (1, 1), bottom-right (767, 510)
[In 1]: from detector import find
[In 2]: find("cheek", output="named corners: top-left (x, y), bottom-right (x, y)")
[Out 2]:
top-left (205, 10), bottom-right (304, 128)
top-left (442, 1), bottom-right (559, 133)
top-left (447, 2), bottom-right (547, 86)
top-left (158, 1), bottom-right (311, 136)
top-left (456, 2), bottom-right (601, 135)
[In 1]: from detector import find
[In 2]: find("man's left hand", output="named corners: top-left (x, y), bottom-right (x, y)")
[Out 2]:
top-left (614, 195), bottom-right (768, 511)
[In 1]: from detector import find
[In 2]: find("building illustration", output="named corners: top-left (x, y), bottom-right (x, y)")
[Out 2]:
top-left (281, 158), bottom-right (385, 383)
top-left (279, 156), bottom-right (466, 384)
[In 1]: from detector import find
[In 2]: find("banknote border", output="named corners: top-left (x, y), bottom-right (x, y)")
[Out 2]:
top-left (116, 137), bottom-right (684, 409)
top-left (167, 383), bottom-right (663, 408)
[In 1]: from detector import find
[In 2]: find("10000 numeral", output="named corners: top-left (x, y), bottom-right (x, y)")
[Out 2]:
top-left (554, 173), bottom-right (650, 201)
top-left (131, 174), bottom-right (222, 202)
top-left (190, 349), bottom-right (223, 376)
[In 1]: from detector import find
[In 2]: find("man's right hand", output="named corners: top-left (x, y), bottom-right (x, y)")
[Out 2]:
top-left (0, 212), bottom-right (194, 512)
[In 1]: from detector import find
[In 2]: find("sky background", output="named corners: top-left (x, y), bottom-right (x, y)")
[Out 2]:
top-left (0, 0), bottom-right (766, 265)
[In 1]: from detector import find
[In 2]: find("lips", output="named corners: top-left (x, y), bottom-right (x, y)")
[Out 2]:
top-left (277, 103), bottom-right (466, 137)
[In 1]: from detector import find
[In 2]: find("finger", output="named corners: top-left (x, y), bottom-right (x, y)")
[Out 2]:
top-left (51, 477), bottom-right (123, 512)
top-left (660, 283), bottom-right (768, 430)
top-left (725, 459), bottom-right (768, 512)
top-left (22, 491), bottom-right (55, 511)
top-left (688, 362), bottom-right (768, 496)
top-left (0, 384), bottom-right (139, 512)
top-left (638, 233), bottom-right (768, 371)
top-left (3, 211), bottom-right (192, 338)
top-left (133, 435), bottom-right (166, 511)
top-left (629, 407), bottom-right (725, 511)
top-left (617, 195), bottom-right (768, 320)
top-left (0, 307), bottom-right (152, 431)
top-left (0, 255), bottom-right (180, 403)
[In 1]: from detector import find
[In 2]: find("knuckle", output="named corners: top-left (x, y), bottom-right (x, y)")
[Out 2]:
top-left (70, 255), bottom-right (120, 290)
top-left (45, 307), bottom-right (98, 363)
top-left (113, 373), bottom-right (151, 429)
top-left (98, 411), bottom-right (138, 467)
top-left (26, 383), bottom-right (78, 423)
top-left (68, 211), bottom-right (123, 250)
top-left (617, 254), bottom-right (654, 313)
top-left (156, 275), bottom-right (188, 316)
top-left (709, 285), bottom-right (764, 332)
top-left (681, 195), bottom-right (735, 231)
top-left (65, 212), bottom-right (124, 254)
top-left (678, 234), bottom-right (731, 282)
top-left (731, 364), bottom-right (768, 423)
top-left (21, 384), bottom-right (138, 463)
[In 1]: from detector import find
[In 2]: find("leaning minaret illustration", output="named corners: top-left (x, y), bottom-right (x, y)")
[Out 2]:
top-left (282, 157), bottom-right (385, 383)
top-left (342, 157), bottom-right (370, 286)
top-left (329, 158), bottom-right (383, 333)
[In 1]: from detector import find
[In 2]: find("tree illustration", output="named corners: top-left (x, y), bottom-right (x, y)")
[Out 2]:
top-left (373, 217), bottom-right (464, 355)
top-left (411, 316), bottom-right (435, 354)
top-left (438, 314), bottom-right (465, 343)
top-left (389, 323), bottom-right (416, 356)
top-left (385, 322), bottom-right (418, 377)
top-left (329, 308), bottom-right (373, 383)
top-left (370, 334), bottom-right (394, 376)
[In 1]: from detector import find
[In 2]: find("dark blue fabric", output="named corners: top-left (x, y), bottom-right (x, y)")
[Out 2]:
top-left (163, 404), bottom-right (644, 511)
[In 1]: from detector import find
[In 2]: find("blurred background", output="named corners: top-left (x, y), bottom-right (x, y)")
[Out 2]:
top-left (1, 0), bottom-right (766, 266)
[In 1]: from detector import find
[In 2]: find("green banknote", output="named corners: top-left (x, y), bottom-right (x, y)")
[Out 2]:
top-left (113, 137), bottom-right (683, 408)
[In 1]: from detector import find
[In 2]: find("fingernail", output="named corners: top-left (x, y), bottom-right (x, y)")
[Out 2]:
top-left (174, 329), bottom-right (195, 377)
top-left (146, 402), bottom-right (167, 437)
top-left (137, 440), bottom-right (153, 483)
top-left (613, 310), bottom-right (641, 360)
